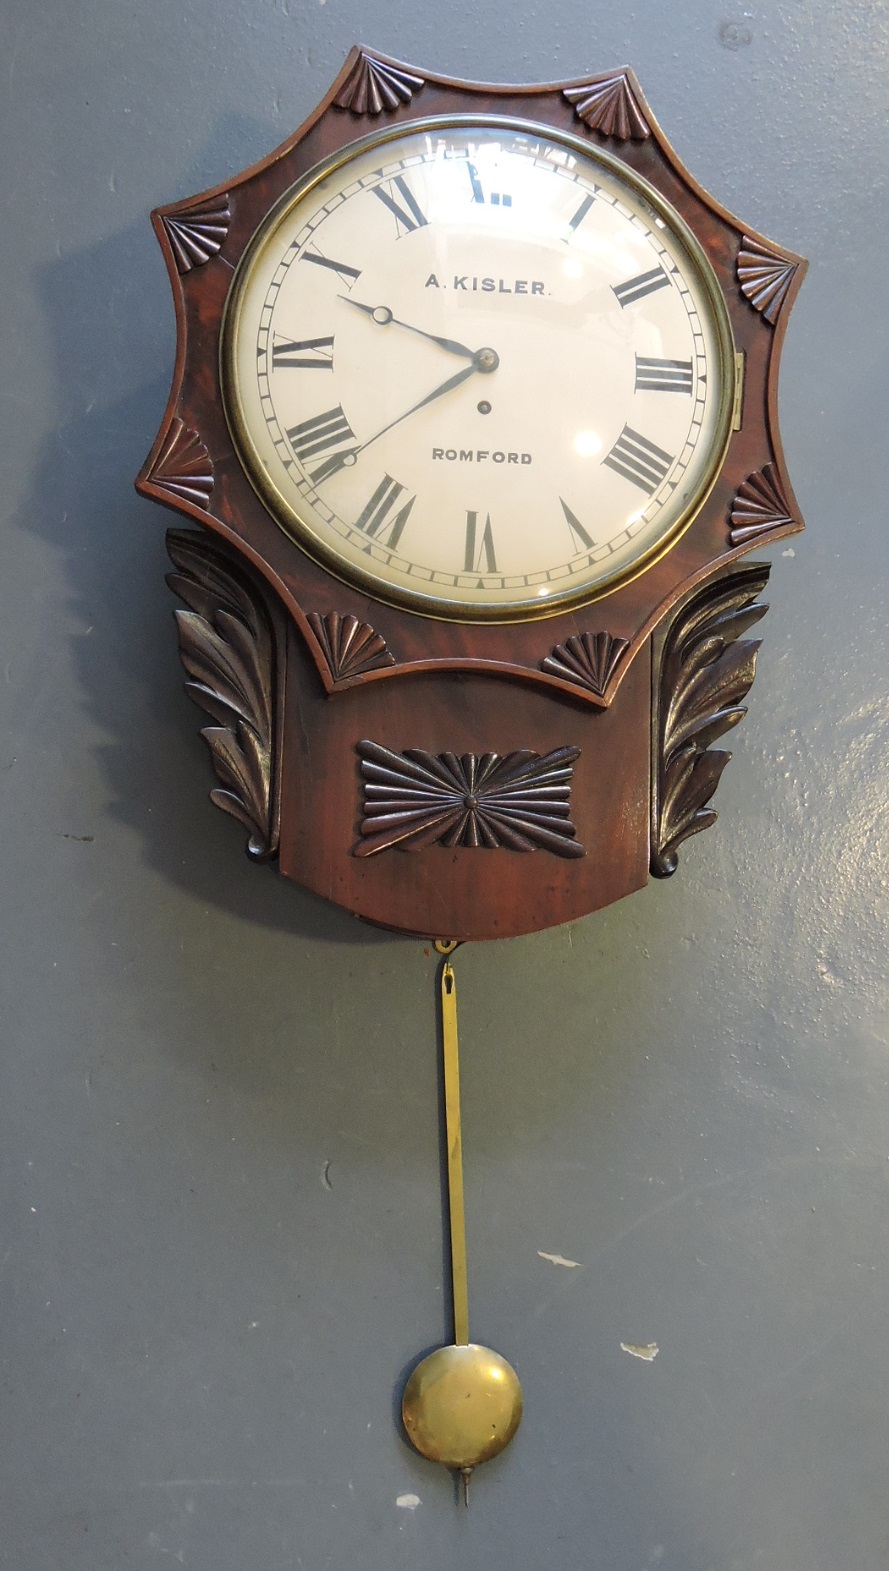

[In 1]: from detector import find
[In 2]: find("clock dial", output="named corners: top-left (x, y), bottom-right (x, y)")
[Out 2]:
top-left (222, 118), bottom-right (735, 619)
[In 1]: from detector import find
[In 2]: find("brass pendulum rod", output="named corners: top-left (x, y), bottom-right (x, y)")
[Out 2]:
top-left (441, 961), bottom-right (470, 1352)
top-left (400, 950), bottom-right (523, 1503)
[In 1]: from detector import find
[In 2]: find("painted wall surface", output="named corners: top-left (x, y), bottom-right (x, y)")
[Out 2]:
top-left (2, 2), bottom-right (887, 1567)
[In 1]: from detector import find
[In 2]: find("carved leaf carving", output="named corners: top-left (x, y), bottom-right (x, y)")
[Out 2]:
top-left (355, 742), bottom-right (585, 859)
top-left (307, 611), bottom-right (395, 681)
top-left (542, 631), bottom-right (630, 697)
top-left (166, 530), bottom-right (278, 860)
top-left (737, 236), bottom-right (798, 324)
top-left (563, 73), bottom-right (650, 139)
top-left (730, 463), bottom-right (797, 545)
top-left (162, 196), bottom-right (231, 273)
top-left (652, 565), bottom-right (770, 876)
top-left (334, 53), bottom-right (425, 114)
top-left (149, 418), bottom-right (213, 510)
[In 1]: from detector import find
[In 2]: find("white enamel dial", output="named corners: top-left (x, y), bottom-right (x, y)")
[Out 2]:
top-left (222, 118), bottom-right (734, 620)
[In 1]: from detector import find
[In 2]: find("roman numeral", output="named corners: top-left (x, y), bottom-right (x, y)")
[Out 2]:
top-left (271, 334), bottom-right (334, 370)
top-left (612, 267), bottom-right (670, 307)
top-left (560, 499), bottom-right (594, 551)
top-left (467, 162), bottom-right (512, 207)
top-left (300, 249), bottom-right (362, 286)
top-left (603, 427), bottom-right (674, 494)
top-left (566, 193), bottom-right (594, 236)
top-left (373, 175), bottom-right (428, 236)
top-left (634, 356), bottom-right (693, 394)
top-left (464, 511), bottom-right (497, 574)
top-left (286, 405), bottom-right (356, 481)
top-left (355, 475), bottom-right (416, 551)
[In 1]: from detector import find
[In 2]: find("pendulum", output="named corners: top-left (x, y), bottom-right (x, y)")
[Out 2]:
top-left (401, 956), bottom-right (523, 1503)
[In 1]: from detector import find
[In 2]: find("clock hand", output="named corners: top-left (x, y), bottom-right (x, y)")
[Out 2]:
top-left (311, 349), bottom-right (498, 481)
top-left (359, 351), bottom-right (497, 446)
top-left (338, 296), bottom-right (479, 360)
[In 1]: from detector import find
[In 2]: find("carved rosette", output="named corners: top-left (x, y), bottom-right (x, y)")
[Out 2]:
top-left (730, 463), bottom-right (797, 545)
top-left (563, 73), bottom-right (650, 139)
top-left (166, 530), bottom-right (279, 860)
top-left (542, 631), bottom-right (630, 697)
top-left (355, 743), bottom-right (585, 858)
top-left (334, 52), bottom-right (425, 114)
top-left (651, 565), bottom-right (770, 876)
top-left (307, 611), bottom-right (395, 681)
top-left (737, 236), bottom-right (798, 324)
top-left (148, 418), bottom-right (213, 510)
top-left (162, 196), bottom-right (231, 273)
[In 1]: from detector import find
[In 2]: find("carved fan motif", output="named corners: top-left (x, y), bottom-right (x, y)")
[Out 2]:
top-left (162, 196), bottom-right (231, 273)
top-left (542, 631), bottom-right (630, 697)
top-left (307, 612), bottom-right (395, 681)
top-left (334, 52), bottom-right (425, 114)
top-left (737, 236), bottom-right (798, 324)
top-left (730, 463), bottom-right (797, 545)
top-left (149, 418), bottom-right (213, 510)
top-left (563, 73), bottom-right (650, 139)
top-left (166, 530), bottom-right (279, 860)
top-left (651, 565), bottom-right (770, 876)
top-left (355, 743), bottom-right (585, 858)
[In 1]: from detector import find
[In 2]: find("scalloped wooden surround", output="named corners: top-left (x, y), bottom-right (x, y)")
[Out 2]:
top-left (138, 48), bottom-right (806, 940)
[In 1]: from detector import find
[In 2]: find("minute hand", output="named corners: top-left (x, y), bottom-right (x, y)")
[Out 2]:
top-left (355, 360), bottom-right (483, 455)
top-left (313, 347), bottom-right (498, 482)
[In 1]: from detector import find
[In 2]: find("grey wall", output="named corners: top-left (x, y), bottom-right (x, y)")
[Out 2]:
top-left (3, 2), bottom-right (888, 1567)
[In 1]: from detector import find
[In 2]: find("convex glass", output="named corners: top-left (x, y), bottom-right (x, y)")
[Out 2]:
top-left (223, 119), bottom-right (734, 619)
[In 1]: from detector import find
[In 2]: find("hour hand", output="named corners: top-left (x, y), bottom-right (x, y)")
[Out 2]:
top-left (339, 297), bottom-right (478, 360)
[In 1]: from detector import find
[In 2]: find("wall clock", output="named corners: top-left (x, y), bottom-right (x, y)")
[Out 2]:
top-left (137, 46), bottom-right (805, 1497)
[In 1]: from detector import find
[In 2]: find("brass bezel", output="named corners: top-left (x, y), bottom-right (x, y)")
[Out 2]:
top-left (221, 114), bottom-right (736, 624)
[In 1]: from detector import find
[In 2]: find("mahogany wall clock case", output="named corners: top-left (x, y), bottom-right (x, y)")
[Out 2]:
top-left (137, 47), bottom-right (805, 944)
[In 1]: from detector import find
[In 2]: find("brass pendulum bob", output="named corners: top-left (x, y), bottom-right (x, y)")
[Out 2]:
top-left (401, 957), bottom-right (523, 1503)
